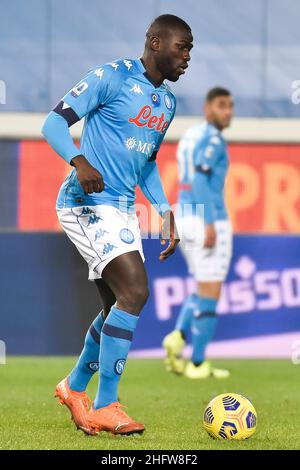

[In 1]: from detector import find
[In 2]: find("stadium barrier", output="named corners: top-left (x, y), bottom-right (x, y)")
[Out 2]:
top-left (0, 116), bottom-right (299, 357)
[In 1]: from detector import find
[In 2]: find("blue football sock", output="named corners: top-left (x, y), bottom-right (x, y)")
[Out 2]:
top-left (94, 306), bottom-right (139, 409)
top-left (175, 294), bottom-right (198, 339)
top-left (191, 296), bottom-right (218, 365)
top-left (68, 310), bottom-right (105, 392)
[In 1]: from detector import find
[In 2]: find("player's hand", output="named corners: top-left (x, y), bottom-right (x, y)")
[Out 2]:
top-left (72, 154), bottom-right (104, 194)
top-left (203, 223), bottom-right (216, 248)
top-left (159, 210), bottom-right (180, 261)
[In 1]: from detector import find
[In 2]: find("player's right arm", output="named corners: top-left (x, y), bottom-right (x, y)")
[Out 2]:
top-left (42, 65), bottom-right (120, 194)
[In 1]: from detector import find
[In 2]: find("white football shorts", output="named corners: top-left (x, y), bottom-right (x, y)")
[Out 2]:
top-left (176, 215), bottom-right (233, 282)
top-left (57, 204), bottom-right (145, 280)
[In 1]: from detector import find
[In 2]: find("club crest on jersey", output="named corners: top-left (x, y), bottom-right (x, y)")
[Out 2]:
top-left (129, 105), bottom-right (169, 134)
top-left (151, 92), bottom-right (160, 106)
top-left (164, 94), bottom-right (172, 110)
top-left (119, 228), bottom-right (135, 244)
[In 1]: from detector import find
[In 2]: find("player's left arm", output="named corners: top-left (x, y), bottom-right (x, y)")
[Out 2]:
top-left (192, 135), bottom-right (223, 248)
top-left (139, 159), bottom-right (180, 261)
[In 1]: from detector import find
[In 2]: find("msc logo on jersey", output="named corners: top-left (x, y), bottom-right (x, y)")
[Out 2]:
top-left (71, 81), bottom-right (88, 97)
top-left (119, 228), bottom-right (135, 244)
top-left (129, 105), bottom-right (170, 134)
top-left (124, 136), bottom-right (155, 156)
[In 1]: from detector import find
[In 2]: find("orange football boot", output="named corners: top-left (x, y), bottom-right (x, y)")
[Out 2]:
top-left (55, 377), bottom-right (95, 434)
top-left (86, 401), bottom-right (145, 436)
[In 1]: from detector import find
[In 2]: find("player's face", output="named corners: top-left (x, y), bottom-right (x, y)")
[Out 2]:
top-left (206, 96), bottom-right (234, 130)
top-left (156, 29), bottom-right (193, 82)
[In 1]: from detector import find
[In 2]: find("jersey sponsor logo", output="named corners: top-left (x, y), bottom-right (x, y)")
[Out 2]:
top-left (94, 68), bottom-right (104, 79)
top-left (164, 94), bottom-right (172, 110)
top-left (125, 137), bottom-right (137, 150)
top-left (71, 81), bottom-right (88, 97)
top-left (124, 136), bottom-right (155, 156)
top-left (119, 228), bottom-right (135, 244)
top-left (130, 83), bottom-right (143, 95)
top-left (128, 105), bottom-right (170, 134)
top-left (114, 358), bottom-right (126, 375)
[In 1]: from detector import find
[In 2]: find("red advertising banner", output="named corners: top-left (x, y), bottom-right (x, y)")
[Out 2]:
top-left (19, 141), bottom-right (300, 233)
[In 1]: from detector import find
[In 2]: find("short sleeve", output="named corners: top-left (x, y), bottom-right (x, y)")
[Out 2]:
top-left (194, 134), bottom-right (223, 173)
top-left (61, 64), bottom-right (122, 119)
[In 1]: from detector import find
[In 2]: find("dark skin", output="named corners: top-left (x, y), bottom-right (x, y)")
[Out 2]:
top-left (72, 25), bottom-right (193, 316)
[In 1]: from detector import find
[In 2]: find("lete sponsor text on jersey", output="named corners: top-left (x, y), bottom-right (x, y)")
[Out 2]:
top-left (129, 105), bottom-right (170, 133)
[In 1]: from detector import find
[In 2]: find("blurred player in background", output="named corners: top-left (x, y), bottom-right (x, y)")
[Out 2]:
top-left (42, 14), bottom-right (193, 435)
top-left (163, 87), bottom-right (234, 379)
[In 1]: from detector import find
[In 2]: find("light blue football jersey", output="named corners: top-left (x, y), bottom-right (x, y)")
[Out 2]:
top-left (55, 58), bottom-right (176, 210)
top-left (177, 121), bottom-right (229, 220)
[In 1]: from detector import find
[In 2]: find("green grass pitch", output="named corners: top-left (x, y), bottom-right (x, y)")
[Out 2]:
top-left (0, 357), bottom-right (299, 450)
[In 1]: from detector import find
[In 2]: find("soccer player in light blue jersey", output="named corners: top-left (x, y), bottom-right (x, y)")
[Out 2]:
top-left (42, 14), bottom-right (193, 435)
top-left (163, 88), bottom-right (234, 379)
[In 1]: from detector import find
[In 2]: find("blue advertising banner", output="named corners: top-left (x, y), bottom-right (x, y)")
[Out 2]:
top-left (0, 234), bottom-right (299, 357)
top-left (133, 235), bottom-right (300, 358)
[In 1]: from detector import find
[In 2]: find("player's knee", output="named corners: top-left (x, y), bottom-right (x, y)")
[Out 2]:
top-left (118, 284), bottom-right (149, 314)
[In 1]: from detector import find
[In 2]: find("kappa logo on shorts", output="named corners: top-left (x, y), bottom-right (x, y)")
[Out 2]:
top-left (102, 243), bottom-right (117, 256)
top-left (80, 207), bottom-right (94, 216)
top-left (119, 228), bottom-right (135, 244)
top-left (114, 359), bottom-right (126, 375)
top-left (87, 214), bottom-right (102, 226)
top-left (95, 228), bottom-right (109, 242)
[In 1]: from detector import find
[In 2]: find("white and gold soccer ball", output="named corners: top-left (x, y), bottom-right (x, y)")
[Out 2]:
top-left (203, 393), bottom-right (257, 440)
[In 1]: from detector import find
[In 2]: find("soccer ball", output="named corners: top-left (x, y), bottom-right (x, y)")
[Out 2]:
top-left (203, 393), bottom-right (257, 440)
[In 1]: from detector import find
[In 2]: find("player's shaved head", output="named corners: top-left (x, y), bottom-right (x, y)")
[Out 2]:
top-left (146, 14), bottom-right (192, 41)
top-left (142, 14), bottom-right (193, 84)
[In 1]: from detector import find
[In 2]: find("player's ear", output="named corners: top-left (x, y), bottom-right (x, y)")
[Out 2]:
top-left (150, 35), bottom-right (160, 52)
